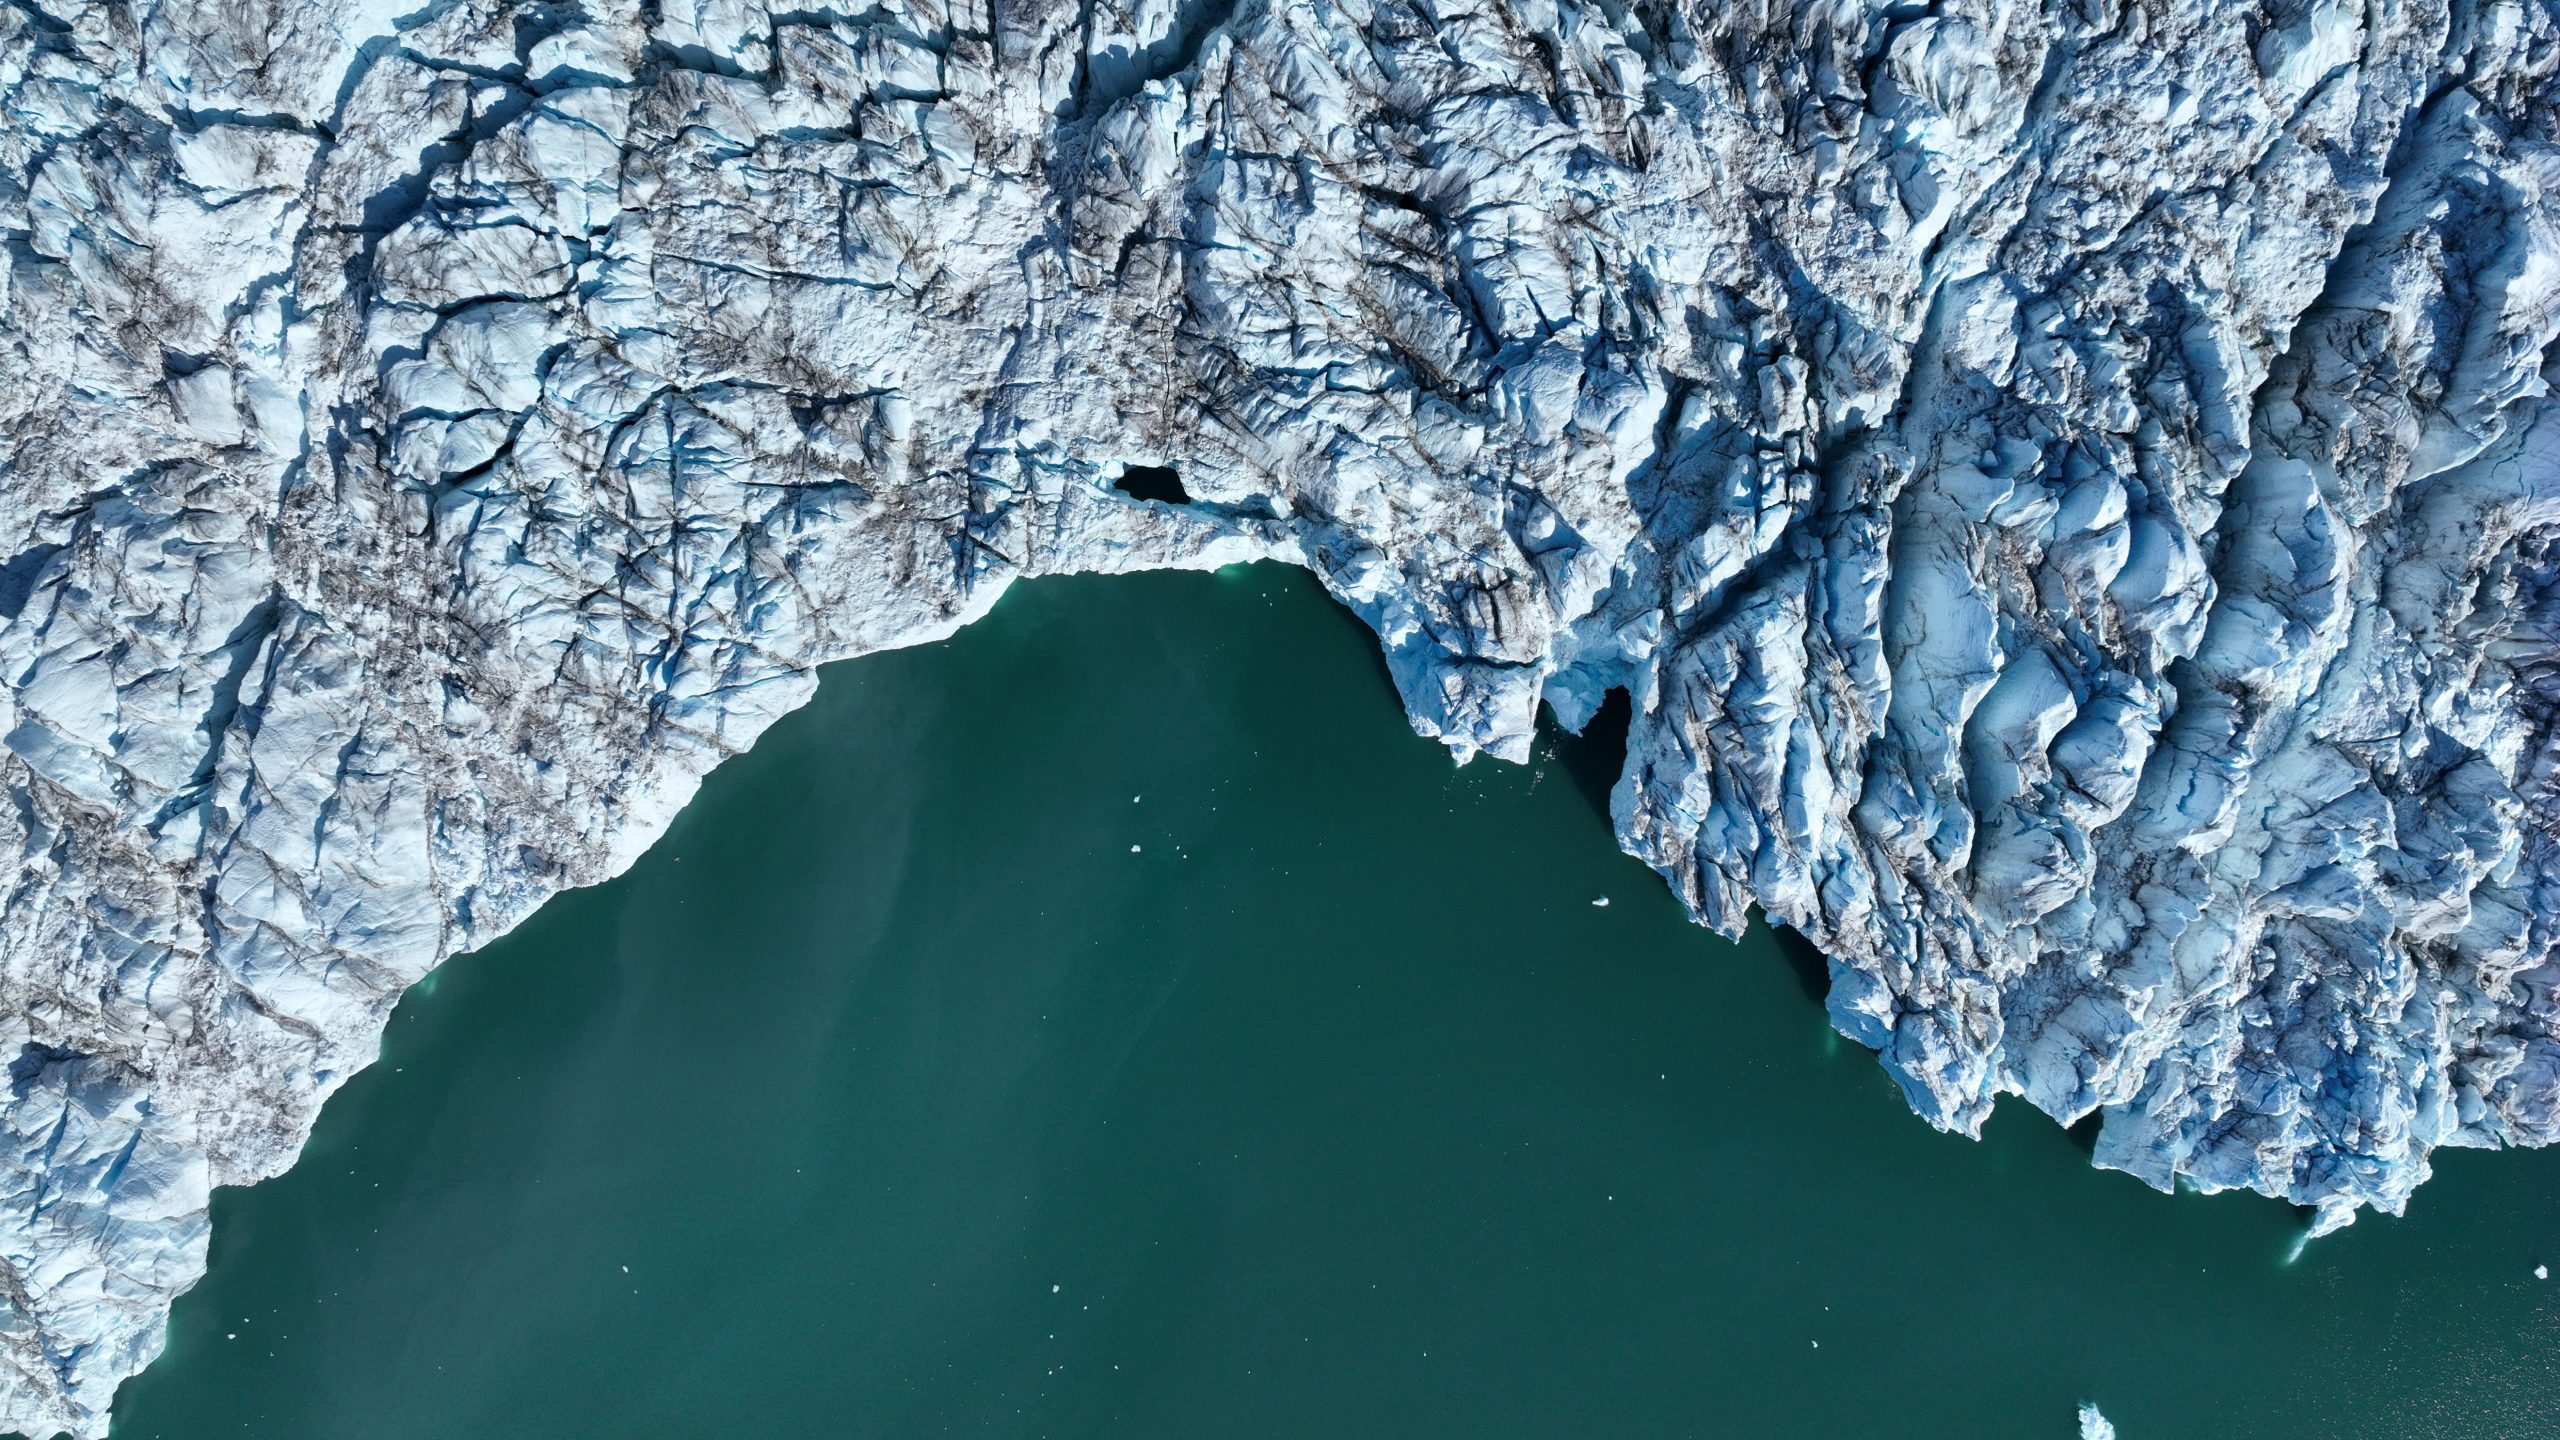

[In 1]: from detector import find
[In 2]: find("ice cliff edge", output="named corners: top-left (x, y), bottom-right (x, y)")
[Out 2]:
top-left (3, 0), bottom-right (2557, 1431)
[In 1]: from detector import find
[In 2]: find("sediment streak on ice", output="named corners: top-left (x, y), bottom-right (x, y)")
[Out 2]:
top-left (2, 0), bottom-right (2557, 1430)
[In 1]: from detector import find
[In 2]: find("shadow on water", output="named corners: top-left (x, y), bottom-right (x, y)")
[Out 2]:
top-left (1113, 463), bottom-right (1190, 504)
top-left (1543, 685), bottom-right (1631, 822)
top-left (1534, 684), bottom-right (1840, 1022)
top-left (2065, 1109), bottom-right (2105, 1157)
top-left (1768, 918), bottom-right (1834, 1008)
top-left (1301, 581), bottom-right (1415, 716)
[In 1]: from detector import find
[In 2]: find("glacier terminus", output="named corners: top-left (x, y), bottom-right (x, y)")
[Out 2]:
top-left (2, 0), bottom-right (2558, 1432)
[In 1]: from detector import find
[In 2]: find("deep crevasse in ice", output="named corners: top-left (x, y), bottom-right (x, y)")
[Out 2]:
top-left (2, 0), bottom-right (2557, 1431)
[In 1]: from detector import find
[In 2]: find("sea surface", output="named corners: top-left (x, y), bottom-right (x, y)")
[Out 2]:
top-left (109, 567), bottom-right (2560, 1439)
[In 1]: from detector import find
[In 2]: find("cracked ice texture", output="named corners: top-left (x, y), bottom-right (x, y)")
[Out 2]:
top-left (1, 0), bottom-right (2557, 1431)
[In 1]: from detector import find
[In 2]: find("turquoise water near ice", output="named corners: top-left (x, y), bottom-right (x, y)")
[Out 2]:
top-left (108, 567), bottom-right (2560, 1438)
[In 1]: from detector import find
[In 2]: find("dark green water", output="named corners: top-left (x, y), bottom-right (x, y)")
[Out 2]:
top-left (103, 567), bottom-right (2560, 1439)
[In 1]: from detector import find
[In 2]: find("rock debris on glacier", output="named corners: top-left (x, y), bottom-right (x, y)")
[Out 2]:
top-left (3, 0), bottom-right (2558, 1431)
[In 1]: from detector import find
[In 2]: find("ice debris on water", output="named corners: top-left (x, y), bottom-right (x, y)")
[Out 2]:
top-left (2079, 1402), bottom-right (2117, 1440)
top-left (2, 0), bottom-right (2559, 1432)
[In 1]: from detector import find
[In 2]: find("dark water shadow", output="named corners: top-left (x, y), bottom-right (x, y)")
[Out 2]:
top-left (1299, 575), bottom-right (1413, 716)
top-left (1114, 464), bottom-right (1189, 503)
top-left (2065, 1110), bottom-right (2104, 1156)
top-left (1530, 685), bottom-right (1841, 1024)
top-left (1293, 587), bottom-right (1856, 1040)
top-left (1543, 686), bottom-right (1631, 824)
top-left (1768, 920), bottom-right (1833, 1008)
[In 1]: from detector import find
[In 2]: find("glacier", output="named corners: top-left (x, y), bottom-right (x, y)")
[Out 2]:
top-left (2, 0), bottom-right (2558, 1431)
